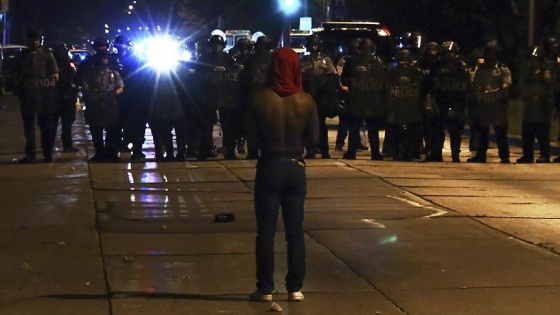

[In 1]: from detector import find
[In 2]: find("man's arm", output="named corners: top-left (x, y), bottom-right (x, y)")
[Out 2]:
top-left (245, 95), bottom-right (259, 152)
top-left (304, 101), bottom-right (320, 152)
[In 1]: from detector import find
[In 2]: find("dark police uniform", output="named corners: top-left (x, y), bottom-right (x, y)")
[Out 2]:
top-left (469, 61), bottom-right (512, 163)
top-left (341, 51), bottom-right (386, 160)
top-left (428, 50), bottom-right (470, 162)
top-left (147, 67), bottom-right (189, 162)
top-left (15, 41), bottom-right (59, 163)
top-left (79, 56), bottom-right (124, 162)
top-left (300, 36), bottom-right (338, 159)
top-left (52, 45), bottom-right (78, 153)
top-left (517, 48), bottom-right (555, 163)
top-left (111, 41), bottom-right (150, 162)
top-left (386, 53), bottom-right (424, 161)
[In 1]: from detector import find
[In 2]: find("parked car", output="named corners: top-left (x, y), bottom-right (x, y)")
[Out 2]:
top-left (0, 44), bottom-right (28, 95)
top-left (313, 21), bottom-right (395, 62)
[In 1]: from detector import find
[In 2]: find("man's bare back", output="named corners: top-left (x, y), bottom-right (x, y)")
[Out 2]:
top-left (248, 88), bottom-right (319, 157)
top-left (246, 47), bottom-right (319, 158)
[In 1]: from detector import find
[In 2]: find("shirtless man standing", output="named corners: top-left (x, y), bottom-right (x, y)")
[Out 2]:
top-left (246, 47), bottom-right (319, 302)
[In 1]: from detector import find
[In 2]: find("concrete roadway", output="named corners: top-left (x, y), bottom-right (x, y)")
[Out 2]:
top-left (1, 95), bottom-right (560, 315)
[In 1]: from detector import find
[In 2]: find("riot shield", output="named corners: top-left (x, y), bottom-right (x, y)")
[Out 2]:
top-left (475, 89), bottom-right (509, 126)
top-left (302, 73), bottom-right (339, 118)
top-left (386, 85), bottom-right (423, 125)
top-left (199, 66), bottom-right (241, 109)
top-left (347, 68), bottom-right (385, 118)
top-left (83, 89), bottom-right (120, 127)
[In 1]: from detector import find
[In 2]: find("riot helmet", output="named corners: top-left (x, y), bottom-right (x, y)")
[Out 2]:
top-left (543, 35), bottom-right (560, 56)
top-left (423, 42), bottom-right (441, 57)
top-left (395, 49), bottom-right (413, 63)
top-left (441, 41), bottom-right (459, 60)
top-left (208, 34), bottom-right (226, 48)
top-left (254, 35), bottom-right (272, 52)
top-left (113, 35), bottom-right (133, 58)
top-left (26, 29), bottom-right (44, 49)
top-left (208, 34), bottom-right (226, 54)
top-left (442, 41), bottom-right (459, 54)
top-left (52, 44), bottom-right (70, 63)
top-left (359, 38), bottom-right (376, 55)
top-left (468, 48), bottom-right (485, 67)
top-left (305, 35), bottom-right (321, 53)
top-left (114, 35), bottom-right (133, 47)
top-left (235, 38), bottom-right (253, 52)
top-left (92, 37), bottom-right (110, 54)
top-left (252, 31), bottom-right (266, 44)
top-left (484, 40), bottom-right (502, 62)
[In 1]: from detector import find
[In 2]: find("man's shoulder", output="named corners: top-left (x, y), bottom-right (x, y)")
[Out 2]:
top-left (250, 88), bottom-right (314, 103)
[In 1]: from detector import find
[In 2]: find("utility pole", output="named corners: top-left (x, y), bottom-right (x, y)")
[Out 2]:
top-left (528, 0), bottom-right (535, 46)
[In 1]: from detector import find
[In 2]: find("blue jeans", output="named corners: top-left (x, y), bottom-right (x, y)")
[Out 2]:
top-left (254, 157), bottom-right (307, 294)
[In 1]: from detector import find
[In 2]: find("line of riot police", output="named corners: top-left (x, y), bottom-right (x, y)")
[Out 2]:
top-left (324, 32), bottom-right (560, 163)
top-left (13, 28), bottom-right (560, 164)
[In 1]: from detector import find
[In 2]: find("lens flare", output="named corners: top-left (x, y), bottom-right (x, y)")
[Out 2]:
top-left (137, 36), bottom-right (181, 72)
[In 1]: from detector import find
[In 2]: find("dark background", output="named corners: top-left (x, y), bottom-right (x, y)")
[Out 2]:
top-left (5, 0), bottom-right (560, 54)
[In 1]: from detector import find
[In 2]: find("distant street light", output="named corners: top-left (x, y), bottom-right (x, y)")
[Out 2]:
top-left (279, 0), bottom-right (300, 15)
top-left (279, 0), bottom-right (301, 47)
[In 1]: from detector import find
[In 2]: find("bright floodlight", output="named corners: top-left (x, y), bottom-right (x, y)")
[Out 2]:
top-left (279, 0), bottom-right (300, 15)
top-left (138, 37), bottom-right (181, 72)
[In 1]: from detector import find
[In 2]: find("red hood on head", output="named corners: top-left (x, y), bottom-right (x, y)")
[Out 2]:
top-left (268, 47), bottom-right (302, 96)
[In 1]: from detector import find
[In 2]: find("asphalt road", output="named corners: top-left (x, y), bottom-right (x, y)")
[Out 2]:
top-left (1, 95), bottom-right (560, 314)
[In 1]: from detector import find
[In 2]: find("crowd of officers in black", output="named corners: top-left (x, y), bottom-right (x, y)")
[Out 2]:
top-left (12, 29), bottom-right (560, 164)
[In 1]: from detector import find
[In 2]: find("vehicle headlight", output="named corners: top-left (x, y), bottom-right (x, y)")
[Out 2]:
top-left (137, 36), bottom-right (181, 72)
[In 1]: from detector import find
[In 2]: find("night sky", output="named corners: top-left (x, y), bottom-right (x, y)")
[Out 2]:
top-left (6, 0), bottom-right (560, 54)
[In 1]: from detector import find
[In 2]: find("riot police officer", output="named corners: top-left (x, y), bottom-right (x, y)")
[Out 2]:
top-left (418, 42), bottom-right (442, 160)
top-left (147, 63), bottom-right (188, 162)
top-left (517, 46), bottom-right (555, 163)
top-left (385, 49), bottom-right (424, 161)
top-left (52, 44), bottom-right (78, 153)
top-left (468, 40), bottom-right (512, 163)
top-left (340, 38), bottom-right (386, 160)
top-left (300, 34), bottom-right (338, 159)
top-left (14, 29), bottom-right (59, 163)
top-left (240, 35), bottom-right (272, 159)
top-left (195, 34), bottom-right (238, 160)
top-left (427, 41), bottom-right (470, 162)
top-left (76, 37), bottom-right (119, 76)
top-left (79, 51), bottom-right (124, 163)
top-left (111, 35), bottom-right (149, 162)
top-left (335, 38), bottom-right (367, 152)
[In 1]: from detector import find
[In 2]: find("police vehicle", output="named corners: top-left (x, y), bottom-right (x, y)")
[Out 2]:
top-left (224, 30), bottom-right (252, 53)
top-left (290, 29), bottom-right (313, 55)
top-left (313, 21), bottom-right (395, 62)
